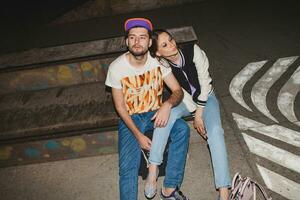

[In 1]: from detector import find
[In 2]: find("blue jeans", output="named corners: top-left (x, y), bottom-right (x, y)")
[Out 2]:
top-left (202, 93), bottom-right (231, 188)
top-left (149, 93), bottom-right (231, 189)
top-left (118, 111), bottom-right (190, 200)
top-left (149, 103), bottom-right (190, 165)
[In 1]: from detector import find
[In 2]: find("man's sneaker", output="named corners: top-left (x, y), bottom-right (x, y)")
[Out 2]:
top-left (160, 188), bottom-right (189, 200)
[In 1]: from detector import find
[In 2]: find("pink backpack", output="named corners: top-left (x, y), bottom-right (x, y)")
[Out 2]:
top-left (230, 173), bottom-right (272, 200)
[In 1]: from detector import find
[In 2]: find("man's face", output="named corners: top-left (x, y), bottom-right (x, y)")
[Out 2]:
top-left (126, 27), bottom-right (152, 57)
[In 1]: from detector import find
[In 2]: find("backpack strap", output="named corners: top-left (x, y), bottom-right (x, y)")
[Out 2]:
top-left (232, 172), bottom-right (242, 187)
top-left (253, 181), bottom-right (272, 200)
top-left (230, 173), bottom-right (243, 199)
top-left (230, 173), bottom-right (272, 200)
top-left (239, 178), bottom-right (255, 199)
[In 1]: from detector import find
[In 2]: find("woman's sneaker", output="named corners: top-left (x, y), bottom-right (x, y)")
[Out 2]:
top-left (144, 169), bottom-right (159, 199)
top-left (160, 188), bottom-right (189, 200)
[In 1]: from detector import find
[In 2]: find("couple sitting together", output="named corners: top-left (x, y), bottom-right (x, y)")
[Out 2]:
top-left (105, 17), bottom-right (231, 200)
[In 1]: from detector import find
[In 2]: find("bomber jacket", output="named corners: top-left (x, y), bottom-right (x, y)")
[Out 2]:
top-left (168, 43), bottom-right (213, 112)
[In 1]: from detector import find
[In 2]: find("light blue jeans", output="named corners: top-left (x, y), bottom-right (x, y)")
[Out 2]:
top-left (149, 93), bottom-right (231, 189)
top-left (118, 111), bottom-right (190, 200)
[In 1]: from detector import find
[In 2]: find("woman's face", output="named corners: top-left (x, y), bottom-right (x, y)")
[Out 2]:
top-left (156, 32), bottom-right (179, 58)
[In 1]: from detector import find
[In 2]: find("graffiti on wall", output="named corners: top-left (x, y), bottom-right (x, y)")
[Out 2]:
top-left (0, 57), bottom-right (114, 95)
top-left (0, 130), bottom-right (118, 168)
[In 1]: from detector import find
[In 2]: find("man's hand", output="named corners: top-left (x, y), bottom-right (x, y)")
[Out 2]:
top-left (151, 102), bottom-right (172, 127)
top-left (194, 107), bottom-right (207, 139)
top-left (112, 88), bottom-right (152, 149)
top-left (137, 134), bottom-right (152, 150)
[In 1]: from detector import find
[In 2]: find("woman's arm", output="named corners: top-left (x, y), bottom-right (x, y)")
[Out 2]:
top-left (193, 44), bottom-right (213, 107)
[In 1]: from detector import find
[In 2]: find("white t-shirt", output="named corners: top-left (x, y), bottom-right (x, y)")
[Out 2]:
top-left (105, 52), bottom-right (171, 115)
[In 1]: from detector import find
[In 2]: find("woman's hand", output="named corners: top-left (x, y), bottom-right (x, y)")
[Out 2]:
top-left (194, 107), bottom-right (207, 139)
top-left (151, 102), bottom-right (172, 128)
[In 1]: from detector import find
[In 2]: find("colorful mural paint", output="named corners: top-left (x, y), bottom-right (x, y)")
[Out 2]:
top-left (0, 146), bottom-right (13, 160)
top-left (0, 57), bottom-right (114, 95)
top-left (0, 131), bottom-right (118, 168)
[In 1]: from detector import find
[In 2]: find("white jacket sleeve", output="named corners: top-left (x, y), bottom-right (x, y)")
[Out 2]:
top-left (193, 44), bottom-right (212, 107)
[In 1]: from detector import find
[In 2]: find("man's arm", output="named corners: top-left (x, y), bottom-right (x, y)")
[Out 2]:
top-left (151, 73), bottom-right (183, 127)
top-left (163, 73), bottom-right (183, 107)
top-left (112, 88), bottom-right (152, 150)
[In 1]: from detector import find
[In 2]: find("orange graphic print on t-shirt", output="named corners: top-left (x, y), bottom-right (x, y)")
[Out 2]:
top-left (121, 67), bottom-right (163, 115)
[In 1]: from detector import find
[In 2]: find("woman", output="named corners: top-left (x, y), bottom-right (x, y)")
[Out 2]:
top-left (146, 29), bottom-right (231, 200)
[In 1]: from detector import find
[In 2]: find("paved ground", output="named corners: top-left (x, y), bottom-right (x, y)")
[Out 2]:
top-left (0, 119), bottom-right (255, 200)
top-left (0, 0), bottom-right (299, 199)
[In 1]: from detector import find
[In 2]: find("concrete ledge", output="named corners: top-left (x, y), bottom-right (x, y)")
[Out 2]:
top-left (0, 26), bottom-right (197, 70)
top-left (0, 82), bottom-right (117, 142)
top-left (0, 27), bottom-right (197, 96)
top-left (0, 26), bottom-right (197, 143)
top-left (0, 130), bottom-right (118, 168)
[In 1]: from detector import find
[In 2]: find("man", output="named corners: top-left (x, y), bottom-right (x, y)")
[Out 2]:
top-left (105, 17), bottom-right (190, 200)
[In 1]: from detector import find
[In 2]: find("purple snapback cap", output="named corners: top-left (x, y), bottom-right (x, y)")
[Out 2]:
top-left (124, 18), bottom-right (153, 32)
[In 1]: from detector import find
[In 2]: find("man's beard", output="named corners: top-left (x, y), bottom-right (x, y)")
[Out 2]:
top-left (128, 46), bottom-right (148, 57)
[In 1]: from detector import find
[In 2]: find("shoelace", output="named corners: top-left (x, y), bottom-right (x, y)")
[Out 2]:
top-left (141, 149), bottom-right (150, 168)
top-left (176, 190), bottom-right (188, 200)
